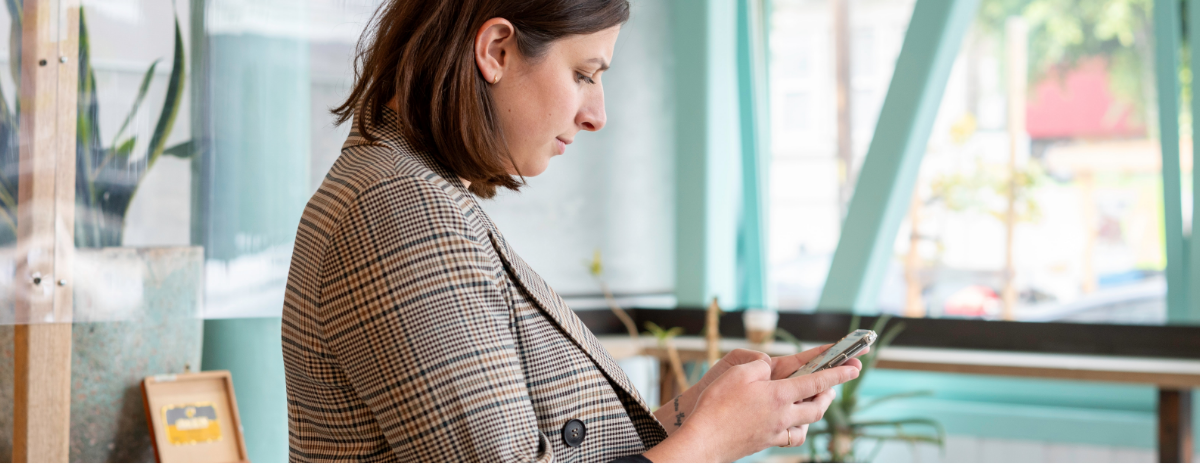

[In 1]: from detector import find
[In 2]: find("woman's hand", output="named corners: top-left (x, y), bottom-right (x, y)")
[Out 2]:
top-left (653, 344), bottom-right (867, 435)
top-left (643, 359), bottom-right (860, 462)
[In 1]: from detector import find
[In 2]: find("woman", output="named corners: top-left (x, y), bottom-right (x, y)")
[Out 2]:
top-left (281, 0), bottom-right (863, 461)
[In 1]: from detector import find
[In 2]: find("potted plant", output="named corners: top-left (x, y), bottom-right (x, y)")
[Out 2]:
top-left (776, 315), bottom-right (945, 462)
top-left (0, 5), bottom-right (203, 462)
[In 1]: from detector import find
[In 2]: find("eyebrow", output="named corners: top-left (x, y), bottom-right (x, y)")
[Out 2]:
top-left (586, 57), bottom-right (610, 72)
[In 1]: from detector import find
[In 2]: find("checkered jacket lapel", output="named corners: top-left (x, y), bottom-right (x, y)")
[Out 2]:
top-left (484, 228), bottom-right (647, 402)
top-left (355, 117), bottom-right (652, 412)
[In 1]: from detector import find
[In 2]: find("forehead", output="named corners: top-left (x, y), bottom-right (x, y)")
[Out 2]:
top-left (549, 26), bottom-right (621, 63)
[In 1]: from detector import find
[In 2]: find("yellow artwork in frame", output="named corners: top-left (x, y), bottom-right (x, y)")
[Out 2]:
top-left (162, 402), bottom-right (223, 445)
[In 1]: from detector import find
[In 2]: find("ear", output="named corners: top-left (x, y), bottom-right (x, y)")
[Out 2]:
top-left (474, 18), bottom-right (516, 85)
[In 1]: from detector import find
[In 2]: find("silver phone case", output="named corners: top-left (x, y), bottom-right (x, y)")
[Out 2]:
top-left (787, 329), bottom-right (877, 378)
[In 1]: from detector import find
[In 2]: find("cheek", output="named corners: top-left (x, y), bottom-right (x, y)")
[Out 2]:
top-left (503, 72), bottom-right (578, 153)
top-left (524, 72), bottom-right (578, 132)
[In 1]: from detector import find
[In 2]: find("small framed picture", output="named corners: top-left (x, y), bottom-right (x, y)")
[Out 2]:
top-left (141, 371), bottom-right (249, 463)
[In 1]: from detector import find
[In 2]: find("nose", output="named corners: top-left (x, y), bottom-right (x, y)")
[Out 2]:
top-left (577, 88), bottom-right (606, 132)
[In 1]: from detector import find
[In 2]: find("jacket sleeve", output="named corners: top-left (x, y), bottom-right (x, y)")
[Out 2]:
top-left (318, 175), bottom-right (552, 462)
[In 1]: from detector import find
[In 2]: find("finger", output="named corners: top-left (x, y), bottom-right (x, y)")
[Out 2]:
top-left (780, 425), bottom-right (805, 448)
top-left (769, 344), bottom-right (833, 379)
top-left (722, 348), bottom-right (771, 368)
top-left (780, 365), bottom-right (859, 400)
top-left (728, 358), bottom-right (773, 383)
top-left (790, 387), bottom-right (837, 425)
top-left (784, 425), bottom-right (808, 448)
top-left (842, 358), bottom-right (863, 370)
top-left (793, 424), bottom-right (808, 447)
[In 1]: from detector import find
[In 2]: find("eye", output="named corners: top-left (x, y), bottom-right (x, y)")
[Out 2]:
top-left (575, 72), bottom-right (596, 85)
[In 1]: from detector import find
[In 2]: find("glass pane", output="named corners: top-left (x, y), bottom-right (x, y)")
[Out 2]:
top-left (195, 0), bottom-right (381, 318)
top-left (877, 1), bottom-right (1164, 324)
top-left (73, 0), bottom-right (200, 326)
top-left (0, 0), bottom-right (21, 327)
top-left (768, 0), bottom-right (917, 310)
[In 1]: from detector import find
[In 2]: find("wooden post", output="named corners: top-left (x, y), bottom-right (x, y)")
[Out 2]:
top-left (705, 297), bottom-right (720, 366)
top-left (903, 193), bottom-right (925, 317)
top-left (12, 0), bottom-right (79, 462)
top-left (1001, 17), bottom-right (1027, 321)
top-left (833, 0), bottom-right (853, 219)
top-left (1158, 388), bottom-right (1193, 463)
top-left (1079, 171), bottom-right (1098, 294)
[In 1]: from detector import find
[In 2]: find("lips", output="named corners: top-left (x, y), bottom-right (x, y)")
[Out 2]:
top-left (555, 137), bottom-right (570, 155)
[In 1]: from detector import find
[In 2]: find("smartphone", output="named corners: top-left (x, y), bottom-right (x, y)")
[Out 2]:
top-left (787, 329), bottom-right (877, 378)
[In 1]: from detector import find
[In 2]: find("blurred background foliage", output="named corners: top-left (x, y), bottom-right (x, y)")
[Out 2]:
top-left (976, 0), bottom-right (1153, 125)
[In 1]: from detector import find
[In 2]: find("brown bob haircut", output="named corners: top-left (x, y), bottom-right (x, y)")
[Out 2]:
top-left (333, 0), bottom-right (631, 198)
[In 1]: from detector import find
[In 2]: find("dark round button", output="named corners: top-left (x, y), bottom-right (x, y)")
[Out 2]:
top-left (562, 419), bottom-right (586, 448)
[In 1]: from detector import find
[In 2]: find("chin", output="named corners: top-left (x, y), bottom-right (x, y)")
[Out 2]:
top-left (519, 158), bottom-right (552, 177)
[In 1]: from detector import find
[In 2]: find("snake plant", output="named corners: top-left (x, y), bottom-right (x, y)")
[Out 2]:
top-left (0, 2), bottom-right (192, 247)
top-left (75, 8), bottom-right (190, 247)
top-left (776, 315), bottom-right (944, 462)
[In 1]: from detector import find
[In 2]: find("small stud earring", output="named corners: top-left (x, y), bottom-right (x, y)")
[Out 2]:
top-left (493, 74), bottom-right (500, 84)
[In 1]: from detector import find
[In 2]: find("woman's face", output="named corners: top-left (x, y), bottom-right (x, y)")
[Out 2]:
top-left (475, 20), bottom-right (620, 177)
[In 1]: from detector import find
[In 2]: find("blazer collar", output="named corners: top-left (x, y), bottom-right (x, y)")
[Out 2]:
top-left (347, 107), bottom-right (659, 419)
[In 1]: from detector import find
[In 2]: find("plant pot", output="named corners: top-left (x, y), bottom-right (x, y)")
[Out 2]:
top-left (0, 246), bottom-right (203, 462)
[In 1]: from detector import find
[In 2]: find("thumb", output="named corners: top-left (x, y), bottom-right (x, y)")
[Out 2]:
top-left (727, 358), bottom-right (772, 383)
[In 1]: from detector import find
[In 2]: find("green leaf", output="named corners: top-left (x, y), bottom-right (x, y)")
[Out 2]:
top-left (853, 418), bottom-right (943, 429)
top-left (824, 398), bottom-right (850, 428)
top-left (773, 327), bottom-right (802, 347)
top-left (869, 314), bottom-right (893, 335)
top-left (856, 390), bottom-right (934, 413)
top-left (111, 59), bottom-right (161, 148)
top-left (162, 140), bottom-right (194, 159)
top-left (114, 137), bottom-right (136, 158)
top-left (142, 14), bottom-right (185, 172)
top-left (89, 138), bottom-right (135, 184)
top-left (854, 434), bottom-right (942, 445)
top-left (0, 68), bottom-right (13, 129)
top-left (7, 0), bottom-right (20, 90)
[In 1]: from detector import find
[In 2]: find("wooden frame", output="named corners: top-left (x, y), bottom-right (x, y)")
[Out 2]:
top-left (11, 0), bottom-right (79, 462)
top-left (141, 371), bottom-right (249, 463)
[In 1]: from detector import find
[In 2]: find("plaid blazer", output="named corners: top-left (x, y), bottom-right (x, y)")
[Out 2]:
top-left (281, 108), bottom-right (668, 462)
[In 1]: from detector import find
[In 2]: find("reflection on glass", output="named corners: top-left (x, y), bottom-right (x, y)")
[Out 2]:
top-left (76, 9), bottom-right (186, 247)
top-left (0, 0), bottom-right (16, 247)
top-left (67, 1), bottom-right (197, 324)
top-left (58, 0), bottom-right (385, 320)
top-left (193, 0), bottom-right (381, 318)
top-left (0, 0), bottom-right (18, 325)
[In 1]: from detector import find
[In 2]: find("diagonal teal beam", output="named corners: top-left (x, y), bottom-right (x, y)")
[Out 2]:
top-left (817, 0), bottom-right (979, 312)
top-left (1165, 0), bottom-right (1193, 323)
